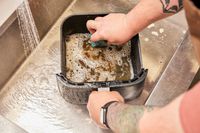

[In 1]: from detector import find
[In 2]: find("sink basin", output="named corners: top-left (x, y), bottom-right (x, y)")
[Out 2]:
top-left (0, 0), bottom-right (198, 133)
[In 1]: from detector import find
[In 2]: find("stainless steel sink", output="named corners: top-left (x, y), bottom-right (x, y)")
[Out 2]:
top-left (0, 0), bottom-right (199, 133)
top-left (0, 115), bottom-right (26, 133)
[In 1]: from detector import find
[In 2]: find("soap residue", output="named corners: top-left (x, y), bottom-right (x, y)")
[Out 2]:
top-left (66, 33), bottom-right (134, 83)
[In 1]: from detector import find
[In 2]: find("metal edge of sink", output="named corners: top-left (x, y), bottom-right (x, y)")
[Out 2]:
top-left (0, 115), bottom-right (27, 133)
top-left (145, 32), bottom-right (199, 106)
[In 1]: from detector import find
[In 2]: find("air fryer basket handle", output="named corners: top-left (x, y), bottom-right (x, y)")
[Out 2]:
top-left (97, 87), bottom-right (110, 91)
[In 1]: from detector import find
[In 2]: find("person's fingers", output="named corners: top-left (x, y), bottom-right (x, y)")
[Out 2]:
top-left (86, 20), bottom-right (99, 33)
top-left (95, 17), bottom-right (103, 21)
top-left (87, 20), bottom-right (97, 29)
top-left (86, 101), bottom-right (90, 110)
top-left (118, 95), bottom-right (125, 103)
top-left (87, 91), bottom-right (95, 109)
top-left (107, 41), bottom-right (114, 45)
top-left (88, 91), bottom-right (97, 102)
top-left (112, 91), bottom-right (124, 102)
top-left (107, 41), bottom-right (125, 46)
top-left (90, 32), bottom-right (104, 42)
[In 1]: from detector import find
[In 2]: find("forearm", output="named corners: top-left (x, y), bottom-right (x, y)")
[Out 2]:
top-left (107, 103), bottom-right (156, 133)
top-left (107, 95), bottom-right (184, 133)
top-left (126, 0), bottom-right (183, 35)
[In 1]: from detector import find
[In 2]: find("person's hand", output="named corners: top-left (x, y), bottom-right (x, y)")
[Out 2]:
top-left (87, 91), bottom-right (124, 128)
top-left (86, 13), bottom-right (133, 45)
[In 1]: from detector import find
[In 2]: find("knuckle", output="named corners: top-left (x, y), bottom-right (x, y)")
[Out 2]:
top-left (96, 21), bottom-right (102, 28)
top-left (95, 17), bottom-right (102, 21)
top-left (98, 30), bottom-right (106, 38)
top-left (86, 20), bottom-right (92, 26)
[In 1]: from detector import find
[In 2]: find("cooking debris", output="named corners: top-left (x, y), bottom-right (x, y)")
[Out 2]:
top-left (147, 23), bottom-right (155, 28)
top-left (76, 109), bottom-right (82, 114)
top-left (159, 28), bottom-right (164, 33)
top-left (66, 33), bottom-right (134, 83)
top-left (151, 31), bottom-right (159, 36)
top-left (144, 38), bottom-right (149, 42)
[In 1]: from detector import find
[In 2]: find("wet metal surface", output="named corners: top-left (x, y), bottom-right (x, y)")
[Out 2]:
top-left (17, 0), bottom-right (40, 57)
top-left (146, 33), bottom-right (199, 106)
top-left (0, 19), bottom-right (25, 89)
top-left (0, 115), bottom-right (27, 133)
top-left (0, 0), bottom-right (23, 26)
top-left (28, 0), bottom-right (73, 39)
top-left (0, 0), bottom-right (198, 132)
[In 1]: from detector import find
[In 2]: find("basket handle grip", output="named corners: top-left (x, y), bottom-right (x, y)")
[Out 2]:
top-left (97, 87), bottom-right (110, 91)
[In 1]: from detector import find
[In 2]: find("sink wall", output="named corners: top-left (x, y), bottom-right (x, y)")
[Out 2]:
top-left (0, 15), bottom-right (25, 90)
top-left (28, 0), bottom-right (73, 38)
top-left (0, 0), bottom-right (74, 90)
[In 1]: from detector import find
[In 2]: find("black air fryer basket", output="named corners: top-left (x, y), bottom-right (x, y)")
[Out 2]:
top-left (56, 14), bottom-right (148, 104)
